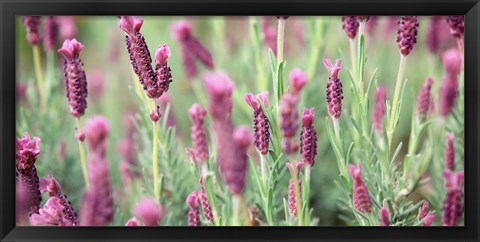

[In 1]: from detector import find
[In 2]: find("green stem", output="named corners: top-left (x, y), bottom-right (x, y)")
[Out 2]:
top-left (32, 45), bottom-right (45, 111)
top-left (349, 38), bottom-right (357, 84)
top-left (387, 54), bottom-right (407, 148)
top-left (76, 118), bottom-right (89, 188)
top-left (151, 99), bottom-right (160, 201)
top-left (276, 18), bottom-right (286, 64)
top-left (260, 154), bottom-right (268, 189)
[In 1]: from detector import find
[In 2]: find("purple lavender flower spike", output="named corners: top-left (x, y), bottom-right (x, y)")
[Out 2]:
top-left (300, 108), bottom-right (317, 166)
top-left (224, 126), bottom-right (252, 195)
top-left (22, 16), bottom-right (42, 45)
top-left (286, 161), bottom-right (303, 217)
top-left (244, 91), bottom-right (270, 155)
top-left (43, 16), bottom-right (58, 52)
top-left (342, 16), bottom-right (359, 39)
top-left (199, 176), bottom-right (213, 222)
top-left (438, 48), bottom-right (461, 116)
top-left (419, 200), bottom-right (430, 219)
top-left (396, 16), bottom-right (419, 56)
top-left (373, 87), bottom-right (387, 133)
top-left (442, 170), bottom-right (464, 226)
top-left (15, 132), bottom-right (42, 215)
top-left (134, 197), bottom-right (165, 226)
top-left (379, 205), bottom-right (390, 226)
top-left (155, 44), bottom-right (173, 96)
top-left (188, 103), bottom-right (209, 164)
top-left (446, 16), bottom-right (464, 39)
top-left (58, 38), bottom-right (88, 118)
top-left (279, 93), bottom-right (300, 155)
top-left (203, 72), bottom-right (235, 120)
top-left (442, 48), bottom-right (462, 76)
top-left (324, 58), bottom-right (343, 119)
top-left (349, 164), bottom-right (372, 213)
top-left (445, 132), bottom-right (455, 171)
top-left (423, 213), bottom-right (435, 226)
top-left (84, 115), bottom-right (111, 156)
top-left (186, 191), bottom-right (201, 226)
top-left (289, 68), bottom-right (307, 95)
top-left (120, 16), bottom-right (161, 99)
top-left (416, 78), bottom-right (434, 118)
top-left (426, 16), bottom-right (442, 53)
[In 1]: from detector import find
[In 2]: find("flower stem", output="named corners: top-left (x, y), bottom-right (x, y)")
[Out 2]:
top-left (277, 18), bottom-right (286, 64)
top-left (32, 45), bottom-right (45, 111)
top-left (349, 38), bottom-right (357, 83)
top-left (232, 194), bottom-right (249, 226)
top-left (76, 118), bottom-right (89, 189)
top-left (151, 99), bottom-right (160, 201)
top-left (260, 153), bottom-right (268, 190)
top-left (387, 54), bottom-right (407, 148)
top-left (304, 165), bottom-right (311, 205)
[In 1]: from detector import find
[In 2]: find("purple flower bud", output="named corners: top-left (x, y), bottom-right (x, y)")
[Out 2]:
top-left (189, 36), bottom-right (215, 69)
top-left (80, 152), bottom-right (114, 226)
top-left (416, 78), bottom-right (434, 118)
top-left (342, 16), bottom-right (359, 39)
top-left (244, 91), bottom-right (270, 155)
top-left (300, 108), bottom-right (317, 166)
top-left (188, 103), bottom-right (209, 164)
top-left (155, 44), bottom-right (173, 96)
top-left (423, 213), bottom-right (435, 226)
top-left (442, 48), bottom-right (462, 76)
top-left (203, 72), bottom-right (235, 121)
top-left (446, 16), bottom-right (464, 38)
top-left (438, 73), bottom-right (459, 116)
top-left (84, 116), bottom-right (111, 156)
top-left (29, 196), bottom-right (78, 226)
top-left (58, 38), bottom-right (88, 118)
top-left (125, 217), bottom-right (139, 226)
top-left (186, 191), bottom-right (201, 226)
top-left (379, 205), bottom-right (390, 226)
top-left (199, 177), bottom-right (213, 222)
top-left (286, 161), bottom-right (303, 217)
top-left (349, 164), bottom-right (372, 213)
top-left (426, 16), bottom-right (442, 53)
top-left (224, 126), bottom-right (252, 195)
top-left (22, 16), bottom-right (42, 45)
top-left (419, 200), bottom-right (430, 219)
top-left (33, 174), bottom-right (78, 226)
top-left (43, 16), bottom-right (58, 52)
top-left (324, 58), bottom-right (343, 119)
top-left (442, 170), bottom-right (464, 226)
top-left (134, 197), bottom-right (165, 226)
top-left (445, 132), bottom-right (455, 171)
top-left (373, 87), bottom-right (387, 133)
top-left (58, 16), bottom-right (77, 40)
top-left (15, 132), bottom-right (42, 215)
top-left (289, 68), bottom-right (307, 95)
top-left (279, 93), bottom-right (300, 155)
top-left (396, 16), bottom-right (419, 56)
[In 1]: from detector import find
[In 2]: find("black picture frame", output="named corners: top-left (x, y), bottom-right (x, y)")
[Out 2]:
top-left (1, 0), bottom-right (479, 241)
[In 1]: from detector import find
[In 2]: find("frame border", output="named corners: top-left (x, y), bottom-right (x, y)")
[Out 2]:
top-left (1, 0), bottom-right (479, 241)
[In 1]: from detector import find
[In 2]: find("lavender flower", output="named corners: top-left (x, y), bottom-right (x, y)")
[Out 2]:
top-left (32, 174), bottom-right (79, 226)
top-left (58, 38), bottom-right (88, 118)
top-left (186, 191), bottom-right (201, 226)
top-left (279, 93), bottom-right (299, 155)
top-left (188, 103), bottom-right (209, 164)
top-left (22, 16), bottom-right (42, 45)
top-left (438, 48), bottom-right (461, 116)
top-left (446, 16), bottom-right (464, 39)
top-left (419, 200), bottom-right (430, 220)
top-left (171, 20), bottom-right (214, 78)
top-left (244, 91), bottom-right (270, 155)
top-left (426, 16), bottom-right (442, 53)
top-left (445, 132), bottom-right (455, 171)
top-left (15, 132), bottom-right (42, 215)
top-left (396, 16), bottom-right (419, 56)
top-left (120, 16), bottom-right (160, 99)
top-left (261, 17), bottom-right (277, 54)
top-left (203, 72), bottom-right (235, 121)
top-left (58, 16), bottom-right (77, 40)
top-left (199, 177), bottom-right (213, 222)
top-left (125, 217), bottom-right (139, 226)
top-left (349, 164), bottom-right (372, 213)
top-left (373, 87), bottom-right (387, 133)
top-left (289, 68), bottom-right (307, 95)
top-left (286, 161), bottom-right (303, 217)
top-left (379, 205), bottom-right (390, 226)
top-left (134, 197), bottom-right (165, 226)
top-left (43, 16), bottom-right (58, 52)
top-left (324, 58), bottom-right (343, 119)
top-left (423, 213), bottom-right (435, 226)
top-left (416, 78), bottom-right (434, 118)
top-left (84, 115), bottom-right (111, 156)
top-left (300, 108), bottom-right (317, 166)
top-left (442, 170), bottom-right (464, 226)
top-left (342, 16), bottom-right (359, 39)
top-left (227, 126), bottom-right (252, 195)
top-left (155, 44), bottom-right (173, 96)
top-left (442, 48), bottom-right (462, 76)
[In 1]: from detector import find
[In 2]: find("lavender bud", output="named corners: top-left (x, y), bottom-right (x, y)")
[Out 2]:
top-left (289, 68), bottom-right (307, 95)
top-left (22, 16), bottom-right (42, 45)
top-left (43, 16), bottom-right (58, 52)
top-left (134, 197), bottom-right (165, 226)
top-left (155, 44), bottom-right (173, 96)
top-left (373, 87), bottom-right (387, 133)
top-left (186, 191), bottom-right (201, 226)
top-left (445, 16), bottom-right (464, 39)
top-left (426, 16), bottom-right (442, 53)
top-left (199, 177), bottom-right (213, 222)
top-left (423, 213), bottom-right (435, 226)
top-left (84, 115), bottom-right (111, 156)
top-left (396, 16), bottom-right (419, 56)
top-left (379, 205), bottom-right (390, 226)
top-left (188, 103), bottom-right (209, 164)
top-left (58, 38), bottom-right (88, 118)
top-left (279, 93), bottom-right (300, 155)
top-left (438, 73), bottom-right (458, 116)
top-left (324, 58), bottom-right (343, 119)
top-left (286, 161), bottom-right (303, 217)
top-left (342, 16), bottom-right (359, 39)
top-left (244, 91), bottom-right (270, 155)
top-left (445, 132), bottom-right (455, 171)
top-left (349, 164), bottom-right (372, 213)
top-left (419, 200), bottom-right (430, 219)
top-left (300, 108), bottom-right (317, 166)
top-left (442, 170), bottom-right (464, 226)
top-left (416, 78), bottom-right (434, 118)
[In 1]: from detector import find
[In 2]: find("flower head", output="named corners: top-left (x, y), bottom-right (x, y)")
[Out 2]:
top-left (416, 78), bottom-right (434, 118)
top-left (84, 116), bottom-right (111, 156)
top-left (58, 38), bottom-right (84, 59)
top-left (125, 217), bottom-right (139, 226)
top-left (445, 132), bottom-right (455, 171)
top-left (203, 72), bottom-right (235, 120)
top-left (342, 16), bottom-right (359, 39)
top-left (188, 103), bottom-right (209, 164)
top-left (29, 196), bottom-right (78, 226)
top-left (134, 197), bottom-right (165, 226)
top-left (446, 16), bottom-right (464, 38)
top-left (442, 48), bottom-right (462, 76)
top-left (300, 108), bottom-right (317, 166)
top-left (379, 205), bottom-right (390, 226)
top-left (186, 191), bottom-right (201, 226)
top-left (289, 68), bottom-right (307, 95)
top-left (442, 170), bottom-right (464, 226)
top-left (349, 163), bottom-right (372, 213)
top-left (39, 174), bottom-right (62, 197)
top-left (286, 161), bottom-right (303, 217)
top-left (419, 200), bottom-right (430, 219)
top-left (43, 16), bottom-right (58, 52)
top-left (244, 91), bottom-right (270, 155)
top-left (170, 20), bottom-right (192, 40)
top-left (22, 16), bottom-right (42, 45)
top-left (396, 16), bottom-right (419, 56)
top-left (324, 59), bottom-right (343, 119)
top-left (373, 87), bottom-right (387, 132)
top-left (16, 132), bottom-right (41, 171)
top-left (119, 16), bottom-right (144, 36)
top-left (155, 44), bottom-right (171, 66)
